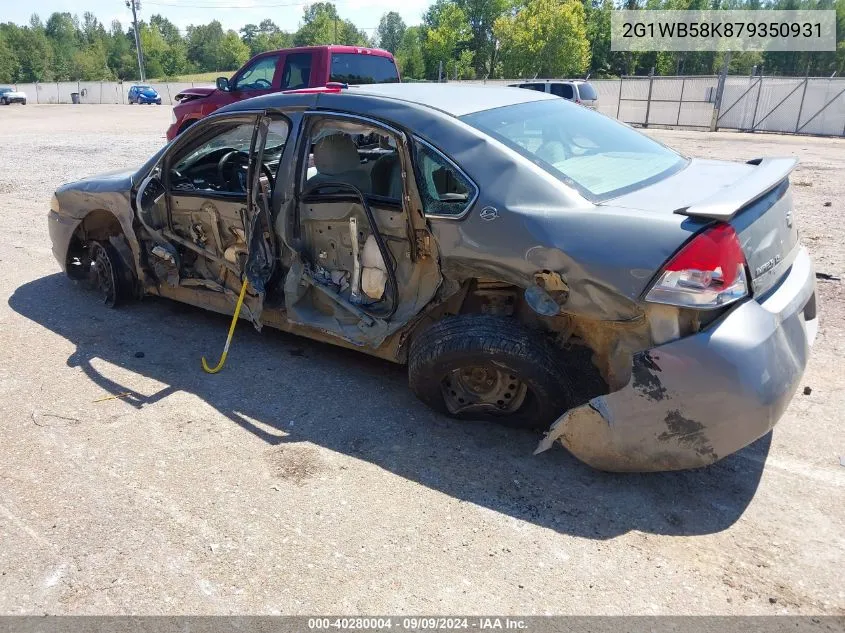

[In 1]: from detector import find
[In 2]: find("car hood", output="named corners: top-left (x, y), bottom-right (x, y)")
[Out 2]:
top-left (174, 86), bottom-right (216, 102)
top-left (57, 168), bottom-right (135, 195)
top-left (605, 158), bottom-right (755, 214)
top-left (3, 91), bottom-right (25, 98)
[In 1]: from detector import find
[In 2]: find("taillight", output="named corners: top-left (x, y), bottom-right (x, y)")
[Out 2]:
top-left (645, 223), bottom-right (749, 309)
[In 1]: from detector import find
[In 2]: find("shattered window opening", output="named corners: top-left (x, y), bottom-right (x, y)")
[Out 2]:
top-left (412, 138), bottom-right (477, 218)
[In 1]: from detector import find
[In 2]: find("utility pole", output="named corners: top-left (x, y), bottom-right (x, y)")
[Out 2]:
top-left (126, 0), bottom-right (146, 81)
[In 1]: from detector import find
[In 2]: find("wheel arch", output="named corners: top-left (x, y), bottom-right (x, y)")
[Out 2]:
top-left (65, 208), bottom-right (139, 290)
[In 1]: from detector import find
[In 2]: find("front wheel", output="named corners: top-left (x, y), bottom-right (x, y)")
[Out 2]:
top-left (21, 99), bottom-right (26, 105)
top-left (408, 314), bottom-right (575, 430)
top-left (87, 241), bottom-right (132, 308)
top-left (1, 98), bottom-right (7, 106)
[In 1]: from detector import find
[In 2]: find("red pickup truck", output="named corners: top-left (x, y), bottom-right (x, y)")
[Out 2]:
top-left (166, 45), bottom-right (399, 141)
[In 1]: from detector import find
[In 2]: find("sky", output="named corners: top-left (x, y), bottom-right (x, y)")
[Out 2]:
top-left (2, 0), bottom-right (433, 36)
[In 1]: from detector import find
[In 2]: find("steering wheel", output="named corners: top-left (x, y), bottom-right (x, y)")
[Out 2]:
top-left (253, 78), bottom-right (272, 89)
top-left (217, 150), bottom-right (274, 192)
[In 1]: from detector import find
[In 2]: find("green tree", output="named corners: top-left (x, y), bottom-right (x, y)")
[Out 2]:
top-left (108, 20), bottom-right (138, 80)
top-left (247, 19), bottom-right (292, 56)
top-left (0, 27), bottom-right (21, 82)
top-left (395, 25), bottom-right (425, 78)
top-left (5, 18), bottom-right (54, 81)
top-left (455, 0), bottom-right (509, 77)
top-left (186, 20), bottom-right (226, 71)
top-left (294, 3), bottom-right (368, 46)
top-left (422, 1), bottom-right (473, 78)
top-left (45, 12), bottom-right (80, 81)
top-left (377, 12), bottom-right (406, 53)
top-left (494, 0), bottom-right (590, 78)
top-left (220, 30), bottom-right (250, 70)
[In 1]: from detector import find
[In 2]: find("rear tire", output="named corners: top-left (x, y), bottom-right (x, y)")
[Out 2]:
top-left (408, 314), bottom-right (575, 430)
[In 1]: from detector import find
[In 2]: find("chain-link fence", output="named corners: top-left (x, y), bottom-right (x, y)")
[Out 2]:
top-left (9, 75), bottom-right (845, 137)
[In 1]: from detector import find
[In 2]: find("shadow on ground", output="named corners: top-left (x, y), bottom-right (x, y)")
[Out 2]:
top-left (9, 274), bottom-right (771, 539)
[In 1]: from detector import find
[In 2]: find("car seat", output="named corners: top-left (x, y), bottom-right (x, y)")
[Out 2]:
top-left (305, 133), bottom-right (369, 193)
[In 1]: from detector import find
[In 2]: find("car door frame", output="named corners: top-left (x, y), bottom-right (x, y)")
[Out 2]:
top-left (274, 107), bottom-right (440, 346)
top-left (134, 109), bottom-right (290, 286)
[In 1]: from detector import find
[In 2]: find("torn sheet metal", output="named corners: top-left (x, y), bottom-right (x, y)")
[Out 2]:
top-left (536, 252), bottom-right (815, 472)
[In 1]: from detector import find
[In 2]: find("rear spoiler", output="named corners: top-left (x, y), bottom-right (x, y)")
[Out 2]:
top-left (674, 157), bottom-right (798, 221)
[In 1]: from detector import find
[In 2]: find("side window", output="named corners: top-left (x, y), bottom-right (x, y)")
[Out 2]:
top-left (302, 118), bottom-right (401, 200)
top-left (281, 53), bottom-right (313, 90)
top-left (413, 139), bottom-right (476, 217)
top-left (169, 120), bottom-right (257, 195)
top-left (233, 55), bottom-right (279, 91)
top-left (550, 83), bottom-right (575, 99)
top-left (519, 83), bottom-right (546, 92)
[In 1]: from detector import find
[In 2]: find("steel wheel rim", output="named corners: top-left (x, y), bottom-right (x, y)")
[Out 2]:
top-left (441, 365), bottom-right (528, 416)
top-left (90, 244), bottom-right (117, 306)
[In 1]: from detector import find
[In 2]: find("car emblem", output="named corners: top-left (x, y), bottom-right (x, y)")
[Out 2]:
top-left (479, 206), bottom-right (499, 221)
top-left (785, 210), bottom-right (793, 228)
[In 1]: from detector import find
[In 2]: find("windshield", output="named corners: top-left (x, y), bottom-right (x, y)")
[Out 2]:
top-left (330, 54), bottom-right (399, 84)
top-left (461, 99), bottom-right (685, 201)
top-left (0, 88), bottom-right (12, 94)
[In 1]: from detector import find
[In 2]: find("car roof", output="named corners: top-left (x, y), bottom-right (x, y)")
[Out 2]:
top-left (349, 83), bottom-right (556, 117)
top-left (514, 79), bottom-right (591, 84)
top-left (250, 45), bottom-right (394, 59)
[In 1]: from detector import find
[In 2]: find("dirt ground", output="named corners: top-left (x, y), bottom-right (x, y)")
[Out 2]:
top-left (0, 105), bottom-right (842, 615)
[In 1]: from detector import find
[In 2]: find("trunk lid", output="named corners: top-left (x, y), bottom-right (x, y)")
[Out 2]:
top-left (610, 157), bottom-right (800, 297)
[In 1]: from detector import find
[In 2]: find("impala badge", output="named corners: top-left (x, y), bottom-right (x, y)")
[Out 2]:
top-left (479, 206), bottom-right (499, 221)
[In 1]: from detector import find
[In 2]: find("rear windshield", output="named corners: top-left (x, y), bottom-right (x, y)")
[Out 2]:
top-left (330, 54), bottom-right (399, 84)
top-left (461, 99), bottom-right (685, 201)
top-left (577, 83), bottom-right (598, 100)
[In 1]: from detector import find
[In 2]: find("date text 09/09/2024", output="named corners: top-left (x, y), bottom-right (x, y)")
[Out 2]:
top-left (308, 618), bottom-right (529, 630)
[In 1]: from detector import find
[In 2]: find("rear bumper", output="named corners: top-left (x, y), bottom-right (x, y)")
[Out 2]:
top-left (537, 246), bottom-right (818, 472)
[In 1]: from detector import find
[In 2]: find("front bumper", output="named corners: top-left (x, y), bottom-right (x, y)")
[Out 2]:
top-left (48, 210), bottom-right (82, 272)
top-left (537, 246), bottom-right (818, 472)
top-left (5, 96), bottom-right (25, 103)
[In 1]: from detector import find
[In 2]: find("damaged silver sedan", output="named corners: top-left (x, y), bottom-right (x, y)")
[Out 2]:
top-left (47, 84), bottom-right (818, 472)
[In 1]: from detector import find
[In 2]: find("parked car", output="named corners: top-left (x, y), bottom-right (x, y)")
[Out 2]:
top-left (128, 85), bottom-right (162, 105)
top-left (48, 84), bottom-right (817, 472)
top-left (0, 86), bottom-right (27, 105)
top-left (167, 45), bottom-right (399, 141)
top-left (510, 80), bottom-right (599, 110)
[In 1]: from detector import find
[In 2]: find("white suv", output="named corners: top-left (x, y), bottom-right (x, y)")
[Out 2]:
top-left (509, 80), bottom-right (598, 110)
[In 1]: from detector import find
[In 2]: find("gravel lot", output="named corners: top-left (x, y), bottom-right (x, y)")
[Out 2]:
top-left (0, 105), bottom-right (843, 615)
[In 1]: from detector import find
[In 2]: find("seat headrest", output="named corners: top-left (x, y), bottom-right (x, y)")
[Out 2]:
top-left (313, 133), bottom-right (360, 175)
